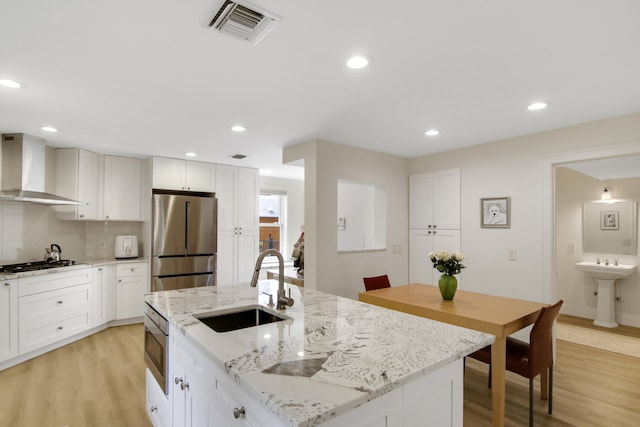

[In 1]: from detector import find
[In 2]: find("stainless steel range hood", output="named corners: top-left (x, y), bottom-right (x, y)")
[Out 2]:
top-left (1, 133), bottom-right (84, 205)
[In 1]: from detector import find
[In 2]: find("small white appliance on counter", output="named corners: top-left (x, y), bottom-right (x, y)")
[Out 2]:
top-left (115, 235), bottom-right (139, 259)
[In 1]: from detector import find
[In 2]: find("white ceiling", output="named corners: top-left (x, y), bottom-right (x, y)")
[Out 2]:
top-left (563, 156), bottom-right (640, 181)
top-left (1, 0), bottom-right (640, 180)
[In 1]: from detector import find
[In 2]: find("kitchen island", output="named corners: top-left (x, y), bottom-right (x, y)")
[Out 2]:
top-left (144, 281), bottom-right (493, 427)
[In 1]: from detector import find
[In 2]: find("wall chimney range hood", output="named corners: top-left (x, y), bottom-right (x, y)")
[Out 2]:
top-left (1, 133), bottom-right (84, 205)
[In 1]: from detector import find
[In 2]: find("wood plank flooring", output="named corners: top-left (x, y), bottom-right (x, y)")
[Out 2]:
top-left (0, 319), bottom-right (638, 426)
top-left (0, 324), bottom-right (151, 427)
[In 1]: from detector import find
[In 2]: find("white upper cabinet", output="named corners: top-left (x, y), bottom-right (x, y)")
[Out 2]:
top-left (409, 169), bottom-right (460, 230)
top-left (56, 148), bottom-right (100, 220)
top-left (152, 157), bottom-right (215, 192)
top-left (103, 155), bottom-right (142, 221)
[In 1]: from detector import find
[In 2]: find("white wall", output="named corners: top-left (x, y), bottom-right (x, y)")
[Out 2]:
top-left (284, 140), bottom-right (409, 299)
top-left (556, 167), bottom-right (640, 326)
top-left (409, 112), bottom-right (640, 314)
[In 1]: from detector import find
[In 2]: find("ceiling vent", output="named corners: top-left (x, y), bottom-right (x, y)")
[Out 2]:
top-left (208, 0), bottom-right (280, 46)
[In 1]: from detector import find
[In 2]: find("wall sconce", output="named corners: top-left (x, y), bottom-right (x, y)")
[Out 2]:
top-left (601, 187), bottom-right (612, 201)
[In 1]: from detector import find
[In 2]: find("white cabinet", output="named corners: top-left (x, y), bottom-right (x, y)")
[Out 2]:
top-left (0, 279), bottom-right (18, 363)
top-left (409, 229), bottom-right (461, 284)
top-left (116, 262), bottom-right (148, 320)
top-left (152, 157), bottom-right (215, 192)
top-left (56, 148), bottom-right (100, 220)
top-left (166, 324), bottom-right (463, 427)
top-left (56, 150), bottom-right (143, 221)
top-left (18, 268), bottom-right (93, 355)
top-left (409, 169), bottom-right (460, 230)
top-left (146, 368), bottom-right (172, 427)
top-left (170, 358), bottom-right (211, 427)
top-left (104, 155), bottom-right (143, 221)
top-left (409, 169), bottom-right (461, 285)
top-left (215, 165), bottom-right (259, 285)
top-left (93, 265), bottom-right (115, 327)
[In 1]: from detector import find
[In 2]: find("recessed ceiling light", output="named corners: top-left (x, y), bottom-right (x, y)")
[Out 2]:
top-left (230, 125), bottom-right (246, 132)
top-left (527, 102), bottom-right (547, 111)
top-left (425, 129), bottom-right (440, 136)
top-left (346, 55), bottom-right (369, 69)
top-left (40, 126), bottom-right (58, 133)
top-left (0, 79), bottom-right (22, 89)
top-left (185, 152), bottom-right (197, 157)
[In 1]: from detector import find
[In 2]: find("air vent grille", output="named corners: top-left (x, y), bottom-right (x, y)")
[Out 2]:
top-left (208, 0), bottom-right (279, 45)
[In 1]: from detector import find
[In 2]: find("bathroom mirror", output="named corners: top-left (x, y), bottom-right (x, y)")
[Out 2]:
top-left (337, 180), bottom-right (386, 252)
top-left (583, 200), bottom-right (637, 254)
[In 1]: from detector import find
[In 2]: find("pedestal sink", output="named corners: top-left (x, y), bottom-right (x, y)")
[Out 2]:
top-left (575, 261), bottom-right (637, 328)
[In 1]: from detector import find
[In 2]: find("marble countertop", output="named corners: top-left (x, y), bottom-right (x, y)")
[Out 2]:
top-left (0, 258), bottom-right (148, 279)
top-left (145, 282), bottom-right (494, 427)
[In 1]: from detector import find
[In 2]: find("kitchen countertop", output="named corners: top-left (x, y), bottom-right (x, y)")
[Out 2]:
top-left (0, 258), bottom-right (148, 279)
top-left (145, 281), bottom-right (494, 427)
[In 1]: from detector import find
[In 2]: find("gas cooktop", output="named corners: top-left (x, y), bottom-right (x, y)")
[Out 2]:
top-left (0, 260), bottom-right (81, 274)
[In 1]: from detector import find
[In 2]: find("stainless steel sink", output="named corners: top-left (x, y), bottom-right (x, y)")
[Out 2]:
top-left (197, 306), bottom-right (287, 333)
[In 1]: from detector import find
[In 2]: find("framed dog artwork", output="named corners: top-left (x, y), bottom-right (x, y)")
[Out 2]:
top-left (481, 197), bottom-right (511, 228)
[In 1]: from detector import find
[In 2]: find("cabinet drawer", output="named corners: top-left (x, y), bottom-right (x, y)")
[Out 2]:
top-left (18, 268), bottom-right (92, 297)
top-left (19, 284), bottom-right (90, 324)
top-left (116, 262), bottom-right (148, 278)
top-left (19, 310), bottom-right (91, 354)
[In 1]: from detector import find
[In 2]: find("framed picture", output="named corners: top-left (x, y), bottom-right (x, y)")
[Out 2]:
top-left (600, 211), bottom-right (619, 230)
top-left (481, 197), bottom-right (511, 228)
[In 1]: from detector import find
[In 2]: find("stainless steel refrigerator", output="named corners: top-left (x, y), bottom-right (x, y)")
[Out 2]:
top-left (151, 190), bottom-right (217, 291)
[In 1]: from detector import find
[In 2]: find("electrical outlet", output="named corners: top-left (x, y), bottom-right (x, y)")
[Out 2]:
top-left (99, 241), bottom-right (106, 250)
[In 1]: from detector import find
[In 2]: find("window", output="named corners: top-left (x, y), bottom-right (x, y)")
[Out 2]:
top-left (259, 193), bottom-right (287, 257)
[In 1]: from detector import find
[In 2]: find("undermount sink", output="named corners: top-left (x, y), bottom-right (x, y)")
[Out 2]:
top-left (197, 305), bottom-right (288, 333)
top-left (574, 261), bottom-right (637, 280)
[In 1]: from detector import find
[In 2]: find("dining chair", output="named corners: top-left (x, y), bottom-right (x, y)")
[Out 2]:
top-left (468, 299), bottom-right (564, 427)
top-left (362, 275), bottom-right (391, 291)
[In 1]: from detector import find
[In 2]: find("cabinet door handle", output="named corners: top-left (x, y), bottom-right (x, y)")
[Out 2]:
top-left (233, 406), bottom-right (246, 419)
top-left (150, 405), bottom-right (157, 412)
top-left (3, 282), bottom-right (10, 287)
top-left (57, 326), bottom-right (64, 330)
top-left (57, 300), bottom-right (64, 304)
top-left (181, 381), bottom-right (189, 391)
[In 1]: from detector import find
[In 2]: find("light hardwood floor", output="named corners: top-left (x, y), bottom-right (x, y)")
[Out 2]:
top-left (0, 324), bottom-right (151, 427)
top-left (0, 319), bottom-right (638, 427)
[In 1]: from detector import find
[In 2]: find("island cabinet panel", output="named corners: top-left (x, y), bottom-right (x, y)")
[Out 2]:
top-left (160, 323), bottom-right (465, 427)
top-left (146, 368), bottom-right (171, 427)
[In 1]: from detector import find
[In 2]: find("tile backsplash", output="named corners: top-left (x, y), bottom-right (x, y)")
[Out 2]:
top-left (0, 201), bottom-right (143, 264)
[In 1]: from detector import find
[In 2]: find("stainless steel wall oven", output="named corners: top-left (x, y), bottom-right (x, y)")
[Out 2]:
top-left (144, 302), bottom-right (168, 394)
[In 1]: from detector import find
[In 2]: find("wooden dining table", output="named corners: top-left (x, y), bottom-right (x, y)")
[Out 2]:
top-left (359, 283), bottom-right (547, 427)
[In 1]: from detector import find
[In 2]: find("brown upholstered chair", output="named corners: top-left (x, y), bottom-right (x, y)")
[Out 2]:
top-left (468, 300), bottom-right (564, 427)
top-left (362, 275), bottom-right (391, 291)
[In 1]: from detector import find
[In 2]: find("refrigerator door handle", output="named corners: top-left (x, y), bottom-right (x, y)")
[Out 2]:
top-left (185, 201), bottom-right (190, 251)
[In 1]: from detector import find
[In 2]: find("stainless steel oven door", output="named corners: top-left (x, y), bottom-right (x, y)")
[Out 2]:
top-left (144, 306), bottom-right (168, 394)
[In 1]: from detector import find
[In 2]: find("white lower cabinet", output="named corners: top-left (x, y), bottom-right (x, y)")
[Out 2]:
top-left (0, 279), bottom-right (18, 363)
top-left (159, 325), bottom-right (463, 427)
top-left (18, 268), bottom-right (93, 355)
top-left (93, 265), bottom-right (115, 327)
top-left (116, 262), bottom-right (148, 320)
top-left (146, 369), bottom-right (172, 427)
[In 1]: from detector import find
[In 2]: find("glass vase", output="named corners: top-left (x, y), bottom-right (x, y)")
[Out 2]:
top-left (438, 274), bottom-right (458, 300)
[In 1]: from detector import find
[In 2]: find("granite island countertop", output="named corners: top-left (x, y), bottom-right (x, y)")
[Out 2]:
top-left (145, 281), bottom-right (494, 427)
